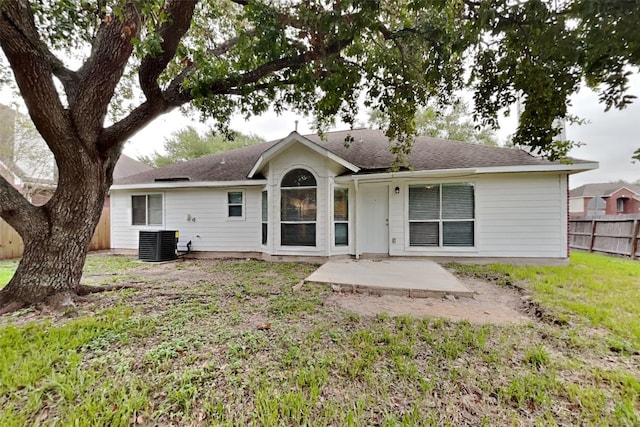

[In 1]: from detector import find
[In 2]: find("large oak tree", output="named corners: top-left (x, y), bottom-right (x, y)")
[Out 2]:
top-left (0, 0), bottom-right (638, 312)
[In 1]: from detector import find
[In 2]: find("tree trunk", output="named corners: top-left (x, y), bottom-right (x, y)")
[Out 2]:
top-left (0, 149), bottom-right (115, 312)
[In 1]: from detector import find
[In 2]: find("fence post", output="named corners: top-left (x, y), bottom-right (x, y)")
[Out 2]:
top-left (631, 219), bottom-right (639, 260)
top-left (589, 219), bottom-right (596, 253)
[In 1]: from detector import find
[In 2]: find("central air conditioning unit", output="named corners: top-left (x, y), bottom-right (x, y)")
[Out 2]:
top-left (138, 230), bottom-right (178, 262)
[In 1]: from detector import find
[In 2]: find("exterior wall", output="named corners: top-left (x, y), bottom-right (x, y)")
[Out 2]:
top-left (385, 173), bottom-right (568, 259)
top-left (111, 187), bottom-right (263, 252)
top-left (570, 188), bottom-right (640, 218)
top-left (604, 188), bottom-right (640, 215)
top-left (111, 145), bottom-right (352, 256)
top-left (262, 143), bottom-right (349, 257)
top-left (111, 139), bottom-right (571, 260)
top-left (569, 197), bottom-right (585, 215)
top-left (476, 173), bottom-right (567, 258)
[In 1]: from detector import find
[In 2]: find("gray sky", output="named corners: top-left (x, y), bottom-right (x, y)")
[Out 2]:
top-left (564, 75), bottom-right (640, 188)
top-left (124, 75), bottom-right (639, 190)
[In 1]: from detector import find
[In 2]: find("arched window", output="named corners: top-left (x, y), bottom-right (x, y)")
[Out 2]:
top-left (281, 169), bottom-right (316, 246)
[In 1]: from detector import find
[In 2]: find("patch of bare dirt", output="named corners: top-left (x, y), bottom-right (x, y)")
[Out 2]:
top-left (324, 277), bottom-right (531, 324)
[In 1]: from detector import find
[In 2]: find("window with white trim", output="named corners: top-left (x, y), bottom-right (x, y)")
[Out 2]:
top-left (261, 190), bottom-right (268, 245)
top-left (131, 194), bottom-right (163, 226)
top-left (281, 169), bottom-right (316, 246)
top-left (408, 183), bottom-right (474, 247)
top-left (228, 191), bottom-right (244, 218)
top-left (334, 187), bottom-right (349, 246)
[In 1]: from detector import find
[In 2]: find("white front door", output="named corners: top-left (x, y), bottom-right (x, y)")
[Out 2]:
top-left (360, 183), bottom-right (389, 254)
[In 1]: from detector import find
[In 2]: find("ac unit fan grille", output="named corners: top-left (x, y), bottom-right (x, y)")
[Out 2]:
top-left (138, 230), bottom-right (177, 262)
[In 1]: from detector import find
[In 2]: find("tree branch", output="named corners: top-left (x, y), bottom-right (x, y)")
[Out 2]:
top-left (70, 3), bottom-right (141, 144)
top-left (100, 99), bottom-right (172, 148)
top-left (104, 32), bottom-right (353, 144)
top-left (0, 0), bottom-right (77, 95)
top-left (0, 0), bottom-right (72, 150)
top-left (139, 0), bottom-right (197, 101)
top-left (0, 175), bottom-right (47, 237)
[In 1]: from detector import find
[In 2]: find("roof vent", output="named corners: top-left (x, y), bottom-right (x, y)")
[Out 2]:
top-left (154, 177), bottom-right (190, 182)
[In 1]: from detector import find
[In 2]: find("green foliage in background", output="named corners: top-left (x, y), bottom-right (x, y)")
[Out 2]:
top-left (137, 127), bottom-right (265, 167)
top-left (369, 101), bottom-right (499, 146)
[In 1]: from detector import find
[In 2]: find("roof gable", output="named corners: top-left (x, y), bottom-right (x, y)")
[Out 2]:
top-left (247, 131), bottom-right (359, 178)
top-left (603, 186), bottom-right (640, 197)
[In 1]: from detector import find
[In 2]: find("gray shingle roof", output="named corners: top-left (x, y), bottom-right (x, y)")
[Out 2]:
top-left (113, 154), bottom-right (153, 180)
top-left (115, 129), bottom-right (581, 185)
top-left (570, 183), bottom-right (640, 198)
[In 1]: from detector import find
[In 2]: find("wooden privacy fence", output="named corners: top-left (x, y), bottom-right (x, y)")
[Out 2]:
top-left (0, 208), bottom-right (110, 260)
top-left (0, 217), bottom-right (23, 260)
top-left (90, 208), bottom-right (111, 252)
top-left (569, 216), bottom-right (640, 259)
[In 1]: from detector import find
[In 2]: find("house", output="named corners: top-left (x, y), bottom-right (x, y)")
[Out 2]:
top-left (110, 129), bottom-right (597, 263)
top-left (569, 183), bottom-right (640, 217)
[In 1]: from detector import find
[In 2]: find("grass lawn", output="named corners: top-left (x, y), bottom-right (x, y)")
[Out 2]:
top-left (0, 252), bottom-right (638, 425)
top-left (0, 260), bottom-right (18, 288)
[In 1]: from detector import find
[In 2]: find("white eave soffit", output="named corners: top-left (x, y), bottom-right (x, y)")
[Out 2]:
top-left (110, 179), bottom-right (267, 191)
top-left (247, 131), bottom-right (360, 178)
top-left (333, 162), bottom-right (599, 183)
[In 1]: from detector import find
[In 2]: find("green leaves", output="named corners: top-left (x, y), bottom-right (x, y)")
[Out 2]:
top-left (2, 0), bottom-right (640, 162)
top-left (137, 126), bottom-right (264, 167)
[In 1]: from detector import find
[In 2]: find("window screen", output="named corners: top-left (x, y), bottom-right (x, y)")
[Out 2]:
top-left (334, 188), bottom-right (349, 246)
top-left (408, 183), bottom-right (474, 247)
top-left (261, 190), bottom-right (268, 245)
top-left (132, 194), bottom-right (163, 226)
top-left (281, 169), bottom-right (317, 246)
top-left (228, 191), bottom-right (243, 217)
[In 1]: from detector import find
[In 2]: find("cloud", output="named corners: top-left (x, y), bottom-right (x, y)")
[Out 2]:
top-left (567, 75), bottom-right (640, 187)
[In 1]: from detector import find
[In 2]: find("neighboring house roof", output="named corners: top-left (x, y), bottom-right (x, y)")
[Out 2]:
top-left (113, 154), bottom-right (153, 180)
top-left (569, 183), bottom-right (640, 198)
top-left (114, 129), bottom-right (596, 187)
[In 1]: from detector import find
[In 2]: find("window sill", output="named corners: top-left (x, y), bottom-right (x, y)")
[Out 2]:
top-left (277, 246), bottom-right (319, 253)
top-left (405, 246), bottom-right (478, 253)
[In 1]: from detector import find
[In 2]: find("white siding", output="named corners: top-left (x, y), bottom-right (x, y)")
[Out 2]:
top-left (476, 173), bottom-right (567, 258)
top-left (265, 143), bottom-right (347, 256)
top-left (111, 187), bottom-right (263, 252)
top-left (385, 173), bottom-right (568, 259)
top-left (388, 181), bottom-right (404, 254)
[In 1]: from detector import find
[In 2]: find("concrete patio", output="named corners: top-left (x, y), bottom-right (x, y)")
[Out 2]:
top-left (305, 259), bottom-right (474, 298)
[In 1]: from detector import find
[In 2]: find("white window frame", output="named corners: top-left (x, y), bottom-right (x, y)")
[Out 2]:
top-left (280, 169), bottom-right (317, 247)
top-left (333, 186), bottom-right (349, 248)
top-left (261, 189), bottom-right (268, 246)
top-left (227, 190), bottom-right (245, 220)
top-left (407, 182), bottom-right (475, 248)
top-left (131, 193), bottom-right (164, 227)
